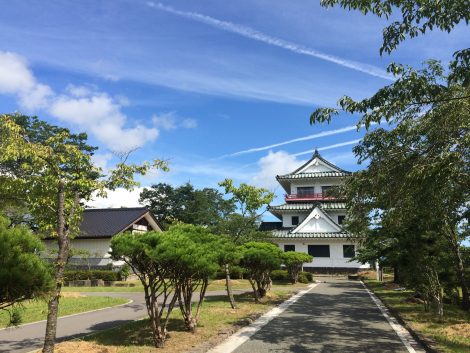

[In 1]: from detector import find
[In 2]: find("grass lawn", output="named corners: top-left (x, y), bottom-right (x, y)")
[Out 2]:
top-left (46, 289), bottom-right (296, 353)
top-left (364, 279), bottom-right (470, 353)
top-left (62, 279), bottom-right (309, 293)
top-left (0, 294), bottom-right (128, 328)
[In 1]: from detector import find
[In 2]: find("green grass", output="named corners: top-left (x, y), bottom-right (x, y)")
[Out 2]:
top-left (0, 295), bottom-right (129, 328)
top-left (62, 279), bottom-right (308, 293)
top-left (51, 290), bottom-right (294, 353)
top-left (364, 279), bottom-right (470, 353)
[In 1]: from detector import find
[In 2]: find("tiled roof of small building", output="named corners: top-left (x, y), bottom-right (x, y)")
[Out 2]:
top-left (78, 207), bottom-right (158, 238)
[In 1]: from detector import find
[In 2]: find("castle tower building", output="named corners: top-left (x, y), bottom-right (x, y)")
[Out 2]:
top-left (262, 150), bottom-right (369, 272)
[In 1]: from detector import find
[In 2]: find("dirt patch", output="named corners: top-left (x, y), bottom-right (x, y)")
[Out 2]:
top-left (442, 323), bottom-right (470, 339)
top-left (36, 341), bottom-right (118, 353)
top-left (382, 282), bottom-right (402, 290)
top-left (210, 279), bottom-right (244, 286)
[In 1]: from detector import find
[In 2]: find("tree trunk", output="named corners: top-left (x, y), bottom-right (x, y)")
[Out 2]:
top-left (43, 182), bottom-right (69, 353)
top-left (437, 289), bottom-right (444, 321)
top-left (248, 279), bottom-right (259, 303)
top-left (225, 264), bottom-right (237, 309)
top-left (446, 225), bottom-right (469, 310)
top-left (393, 265), bottom-right (400, 284)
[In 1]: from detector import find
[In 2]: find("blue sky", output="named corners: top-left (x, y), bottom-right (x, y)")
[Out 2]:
top-left (0, 0), bottom-right (468, 215)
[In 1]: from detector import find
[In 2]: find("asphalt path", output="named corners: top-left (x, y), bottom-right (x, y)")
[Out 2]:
top-left (232, 278), bottom-right (423, 353)
top-left (0, 289), bottom-right (246, 353)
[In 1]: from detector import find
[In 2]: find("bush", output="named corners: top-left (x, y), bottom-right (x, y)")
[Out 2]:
top-left (64, 270), bottom-right (119, 282)
top-left (271, 269), bottom-right (289, 281)
top-left (298, 271), bottom-right (313, 283)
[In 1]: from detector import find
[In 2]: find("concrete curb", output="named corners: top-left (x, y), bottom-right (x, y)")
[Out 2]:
top-left (206, 283), bottom-right (319, 353)
top-left (0, 299), bottom-right (133, 332)
top-left (361, 281), bottom-right (437, 353)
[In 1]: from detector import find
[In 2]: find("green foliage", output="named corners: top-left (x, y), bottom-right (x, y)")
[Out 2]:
top-left (219, 179), bottom-right (275, 217)
top-left (239, 242), bottom-right (283, 301)
top-left (139, 183), bottom-right (234, 228)
top-left (270, 269), bottom-right (289, 281)
top-left (63, 270), bottom-right (119, 282)
top-left (0, 114), bottom-right (168, 351)
top-left (282, 252), bottom-right (313, 283)
top-left (298, 272), bottom-right (312, 284)
top-left (320, 0), bottom-right (470, 55)
top-left (0, 216), bottom-right (53, 313)
top-left (119, 265), bottom-right (131, 281)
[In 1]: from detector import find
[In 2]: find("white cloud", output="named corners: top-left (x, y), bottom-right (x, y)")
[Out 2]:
top-left (148, 2), bottom-right (393, 81)
top-left (0, 51), bottom-right (53, 110)
top-left (252, 150), bottom-right (306, 189)
top-left (87, 187), bottom-right (145, 208)
top-left (91, 152), bottom-right (113, 173)
top-left (221, 124), bottom-right (360, 158)
top-left (0, 51), bottom-right (159, 152)
top-left (293, 139), bottom-right (361, 157)
top-left (152, 112), bottom-right (198, 130)
top-left (50, 91), bottom-right (159, 151)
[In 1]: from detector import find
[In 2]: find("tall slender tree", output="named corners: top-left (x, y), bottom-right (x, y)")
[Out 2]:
top-left (0, 114), bottom-right (168, 352)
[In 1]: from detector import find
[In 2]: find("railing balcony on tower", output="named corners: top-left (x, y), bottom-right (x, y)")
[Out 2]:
top-left (285, 193), bottom-right (337, 201)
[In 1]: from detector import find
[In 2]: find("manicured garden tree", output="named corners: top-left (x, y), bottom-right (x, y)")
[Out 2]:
top-left (0, 216), bottom-right (53, 324)
top-left (161, 224), bottom-right (222, 333)
top-left (216, 179), bottom-right (275, 308)
top-left (282, 252), bottom-right (313, 284)
top-left (239, 242), bottom-right (283, 302)
top-left (110, 231), bottom-right (176, 348)
top-left (0, 114), bottom-right (168, 353)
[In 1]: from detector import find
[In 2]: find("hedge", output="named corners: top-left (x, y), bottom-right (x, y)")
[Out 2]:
top-left (271, 269), bottom-right (289, 281)
top-left (298, 271), bottom-right (313, 283)
top-left (64, 270), bottom-right (120, 282)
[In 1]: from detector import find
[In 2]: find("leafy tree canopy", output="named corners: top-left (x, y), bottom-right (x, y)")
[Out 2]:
top-left (139, 182), bottom-right (235, 228)
top-left (320, 0), bottom-right (470, 55)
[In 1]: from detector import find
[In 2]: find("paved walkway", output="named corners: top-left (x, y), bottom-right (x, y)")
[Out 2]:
top-left (230, 278), bottom-right (423, 353)
top-left (0, 289), bottom-right (246, 353)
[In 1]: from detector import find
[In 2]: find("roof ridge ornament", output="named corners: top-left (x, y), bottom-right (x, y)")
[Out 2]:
top-left (313, 148), bottom-right (320, 157)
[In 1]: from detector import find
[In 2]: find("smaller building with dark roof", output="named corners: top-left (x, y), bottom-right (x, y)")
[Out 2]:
top-left (43, 207), bottom-right (162, 268)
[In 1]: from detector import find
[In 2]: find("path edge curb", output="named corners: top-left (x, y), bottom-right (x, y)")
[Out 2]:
top-left (0, 299), bottom-right (133, 332)
top-left (361, 280), bottom-right (439, 353)
top-left (206, 282), bottom-right (319, 353)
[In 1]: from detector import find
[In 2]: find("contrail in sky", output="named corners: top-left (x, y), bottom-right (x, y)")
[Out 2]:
top-left (147, 2), bottom-right (394, 81)
top-left (218, 124), bottom-right (363, 158)
top-left (293, 139), bottom-right (361, 157)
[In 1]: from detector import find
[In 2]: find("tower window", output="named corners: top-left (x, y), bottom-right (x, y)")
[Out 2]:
top-left (284, 244), bottom-right (295, 252)
top-left (308, 245), bottom-right (330, 257)
top-left (343, 245), bottom-right (355, 258)
top-left (338, 215), bottom-right (346, 225)
top-left (292, 216), bottom-right (299, 226)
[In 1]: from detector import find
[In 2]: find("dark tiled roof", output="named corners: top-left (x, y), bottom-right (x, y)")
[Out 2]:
top-left (276, 171), bottom-right (351, 179)
top-left (269, 202), bottom-right (347, 212)
top-left (259, 222), bottom-right (292, 231)
top-left (271, 230), bottom-right (350, 238)
top-left (78, 207), bottom-right (152, 238)
top-left (276, 150), bottom-right (352, 180)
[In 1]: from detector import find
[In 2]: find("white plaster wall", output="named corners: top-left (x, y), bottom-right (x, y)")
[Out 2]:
top-left (43, 238), bottom-right (112, 258)
top-left (282, 213), bottom-right (308, 227)
top-left (326, 211), bottom-right (347, 224)
top-left (290, 179), bottom-right (342, 194)
top-left (273, 239), bottom-right (369, 268)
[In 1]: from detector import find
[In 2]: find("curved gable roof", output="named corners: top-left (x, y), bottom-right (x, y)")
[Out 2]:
top-left (78, 207), bottom-right (161, 238)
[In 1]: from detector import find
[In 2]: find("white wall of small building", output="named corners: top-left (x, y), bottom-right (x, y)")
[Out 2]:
top-left (43, 238), bottom-right (116, 266)
top-left (272, 238), bottom-right (369, 269)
